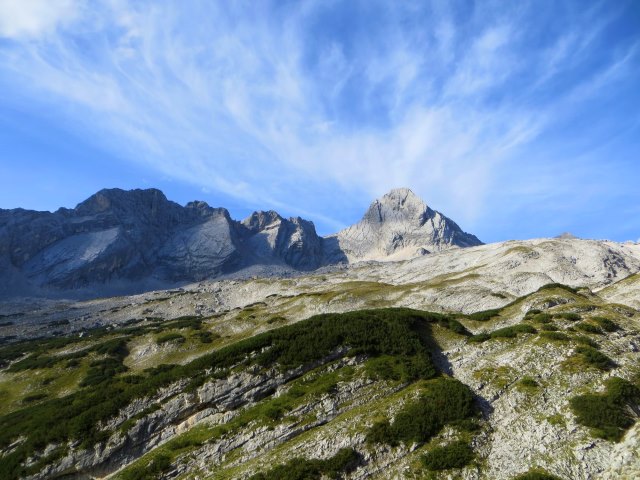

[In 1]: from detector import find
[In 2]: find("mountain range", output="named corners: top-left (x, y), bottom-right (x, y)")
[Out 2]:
top-left (1, 188), bottom-right (640, 480)
top-left (0, 187), bottom-right (481, 297)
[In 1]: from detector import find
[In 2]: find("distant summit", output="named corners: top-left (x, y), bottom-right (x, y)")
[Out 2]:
top-left (555, 232), bottom-right (579, 240)
top-left (326, 188), bottom-right (482, 261)
top-left (0, 187), bottom-right (481, 297)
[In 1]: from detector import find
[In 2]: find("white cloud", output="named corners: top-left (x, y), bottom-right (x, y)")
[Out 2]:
top-left (0, 0), bottom-right (82, 39)
top-left (0, 1), bottom-right (636, 231)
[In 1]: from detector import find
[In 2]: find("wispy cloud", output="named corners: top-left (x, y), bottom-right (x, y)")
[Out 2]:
top-left (0, 0), bottom-right (638, 236)
top-left (0, 0), bottom-right (82, 39)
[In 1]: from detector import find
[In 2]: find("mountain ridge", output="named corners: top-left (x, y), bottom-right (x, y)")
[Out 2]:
top-left (0, 187), bottom-right (478, 297)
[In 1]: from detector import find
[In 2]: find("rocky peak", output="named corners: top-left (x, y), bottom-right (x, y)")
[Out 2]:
top-left (363, 188), bottom-right (433, 227)
top-left (74, 188), bottom-right (170, 216)
top-left (331, 188), bottom-right (482, 261)
top-left (241, 211), bottom-right (284, 232)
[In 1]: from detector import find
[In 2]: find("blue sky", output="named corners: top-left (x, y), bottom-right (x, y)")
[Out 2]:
top-left (0, 0), bottom-right (639, 243)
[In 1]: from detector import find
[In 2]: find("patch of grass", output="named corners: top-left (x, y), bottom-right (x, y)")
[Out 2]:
top-left (546, 414), bottom-right (565, 426)
top-left (118, 452), bottom-right (172, 480)
top-left (518, 376), bottom-right (539, 389)
top-left (513, 469), bottom-right (563, 480)
top-left (467, 308), bottom-right (501, 322)
top-left (570, 377), bottom-right (640, 441)
top-left (249, 448), bottom-right (361, 480)
top-left (575, 323), bottom-right (602, 335)
top-left (422, 440), bottom-right (474, 471)
top-left (266, 316), bottom-right (287, 325)
top-left (537, 283), bottom-right (579, 295)
top-left (439, 318), bottom-right (470, 336)
top-left (574, 346), bottom-right (615, 371)
top-left (155, 333), bottom-right (186, 345)
top-left (490, 324), bottom-right (537, 339)
top-left (590, 317), bottom-right (619, 332)
top-left (532, 313), bottom-right (553, 324)
top-left (468, 333), bottom-right (490, 343)
top-left (540, 323), bottom-right (559, 331)
top-left (554, 312), bottom-right (581, 322)
top-left (473, 366), bottom-right (516, 390)
top-left (468, 324), bottom-right (537, 344)
top-left (539, 331), bottom-right (569, 342)
top-left (364, 355), bottom-right (433, 383)
top-left (194, 331), bottom-right (219, 344)
top-left (161, 315), bottom-right (202, 331)
top-left (571, 335), bottom-right (599, 348)
top-left (366, 377), bottom-right (476, 446)
top-left (21, 393), bottom-right (48, 404)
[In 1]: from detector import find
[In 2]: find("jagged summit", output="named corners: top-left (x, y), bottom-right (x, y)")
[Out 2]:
top-left (329, 188), bottom-right (482, 261)
top-left (363, 188), bottom-right (428, 225)
top-left (74, 188), bottom-right (174, 216)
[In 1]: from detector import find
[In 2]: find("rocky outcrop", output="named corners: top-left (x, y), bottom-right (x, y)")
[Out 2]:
top-left (240, 211), bottom-right (324, 270)
top-left (27, 350), bottom-right (352, 479)
top-left (325, 188), bottom-right (482, 262)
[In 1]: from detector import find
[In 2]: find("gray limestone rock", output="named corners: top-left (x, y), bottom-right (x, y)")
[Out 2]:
top-left (326, 188), bottom-right (482, 262)
top-left (0, 187), bottom-right (481, 297)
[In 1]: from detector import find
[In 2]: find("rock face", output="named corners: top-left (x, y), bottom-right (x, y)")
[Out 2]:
top-left (240, 211), bottom-right (324, 270)
top-left (326, 188), bottom-right (482, 262)
top-left (0, 189), bottom-right (245, 296)
top-left (0, 187), bottom-right (479, 297)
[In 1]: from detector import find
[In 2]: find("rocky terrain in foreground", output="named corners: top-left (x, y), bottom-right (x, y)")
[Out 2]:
top-left (0, 234), bottom-right (639, 479)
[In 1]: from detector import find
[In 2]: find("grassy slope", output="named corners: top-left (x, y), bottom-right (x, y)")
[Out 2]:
top-left (0, 283), bottom-right (638, 479)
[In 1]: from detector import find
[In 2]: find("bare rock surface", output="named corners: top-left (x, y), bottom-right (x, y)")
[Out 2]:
top-left (0, 187), bottom-right (478, 298)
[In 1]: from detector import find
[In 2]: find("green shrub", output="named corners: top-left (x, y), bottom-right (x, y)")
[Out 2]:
top-left (22, 394), bottom-right (47, 404)
top-left (81, 358), bottom-right (128, 387)
top-left (422, 441), bottom-right (474, 471)
top-left (532, 313), bottom-right (553, 323)
top-left (570, 377), bottom-right (640, 441)
top-left (572, 335), bottom-right (599, 348)
top-left (591, 317), bottom-right (619, 332)
top-left (119, 453), bottom-right (172, 480)
top-left (513, 469), bottom-right (563, 480)
top-left (467, 309), bottom-right (501, 322)
top-left (575, 346), bottom-right (614, 370)
top-left (95, 339), bottom-right (129, 359)
top-left (575, 323), bottom-right (602, 335)
top-left (540, 323), bottom-right (559, 331)
top-left (537, 283), bottom-right (579, 295)
top-left (450, 418), bottom-right (481, 432)
top-left (161, 316), bottom-right (202, 330)
top-left (266, 316), bottom-right (286, 325)
top-left (554, 312), bottom-right (581, 322)
top-left (366, 420), bottom-right (396, 446)
top-left (195, 331), bottom-right (219, 344)
top-left (526, 309), bottom-right (542, 316)
top-left (490, 324), bottom-right (537, 339)
top-left (518, 376), bottom-right (539, 388)
top-left (249, 448), bottom-right (360, 480)
top-left (441, 318), bottom-right (470, 336)
top-left (0, 308), bottom-right (450, 479)
top-left (367, 378), bottom-right (476, 446)
top-left (156, 333), bottom-right (186, 344)
top-left (540, 332), bottom-right (569, 342)
top-left (468, 333), bottom-right (490, 343)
